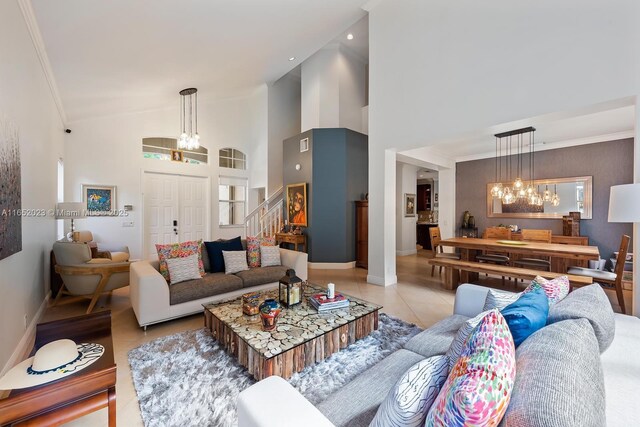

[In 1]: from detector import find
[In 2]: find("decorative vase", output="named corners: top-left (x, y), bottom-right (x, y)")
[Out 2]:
top-left (259, 299), bottom-right (282, 331)
top-left (462, 210), bottom-right (470, 228)
top-left (468, 215), bottom-right (475, 228)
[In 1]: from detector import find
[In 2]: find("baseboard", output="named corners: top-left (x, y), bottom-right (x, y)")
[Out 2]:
top-left (396, 249), bottom-right (417, 256)
top-left (366, 274), bottom-right (398, 287)
top-left (308, 261), bottom-right (356, 270)
top-left (1, 292), bottom-right (51, 378)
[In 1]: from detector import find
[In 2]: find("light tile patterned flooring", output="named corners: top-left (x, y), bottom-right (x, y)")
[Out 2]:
top-left (38, 250), bottom-right (632, 426)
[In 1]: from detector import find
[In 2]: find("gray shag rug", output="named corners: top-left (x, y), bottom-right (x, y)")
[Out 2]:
top-left (128, 313), bottom-right (421, 427)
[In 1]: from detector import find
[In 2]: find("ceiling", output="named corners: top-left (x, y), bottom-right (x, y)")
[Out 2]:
top-left (31, 0), bottom-right (369, 122)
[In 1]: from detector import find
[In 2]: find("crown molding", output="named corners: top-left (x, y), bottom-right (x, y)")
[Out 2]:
top-left (17, 0), bottom-right (67, 126)
top-left (362, 0), bottom-right (383, 12)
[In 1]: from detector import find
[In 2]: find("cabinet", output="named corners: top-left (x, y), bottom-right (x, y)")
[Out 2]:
top-left (355, 201), bottom-right (368, 269)
top-left (417, 184), bottom-right (432, 211)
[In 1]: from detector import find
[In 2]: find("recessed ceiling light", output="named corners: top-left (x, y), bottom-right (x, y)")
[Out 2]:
top-left (288, 57), bottom-right (295, 61)
top-left (347, 33), bottom-right (354, 40)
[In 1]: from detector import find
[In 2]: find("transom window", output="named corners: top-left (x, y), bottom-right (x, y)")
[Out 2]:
top-left (219, 148), bottom-right (246, 170)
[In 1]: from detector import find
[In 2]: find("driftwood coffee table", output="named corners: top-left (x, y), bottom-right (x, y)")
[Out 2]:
top-left (203, 284), bottom-right (381, 380)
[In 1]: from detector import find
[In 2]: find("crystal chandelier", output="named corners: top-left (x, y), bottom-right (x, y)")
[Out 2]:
top-left (178, 88), bottom-right (200, 150)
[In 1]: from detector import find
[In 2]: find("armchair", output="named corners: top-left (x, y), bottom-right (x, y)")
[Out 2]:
top-left (52, 241), bottom-right (130, 313)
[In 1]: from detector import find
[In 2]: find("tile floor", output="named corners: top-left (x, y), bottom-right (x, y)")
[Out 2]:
top-left (36, 250), bottom-right (633, 426)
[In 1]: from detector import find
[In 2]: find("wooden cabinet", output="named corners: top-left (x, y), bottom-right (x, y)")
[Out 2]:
top-left (355, 201), bottom-right (368, 269)
top-left (417, 184), bottom-right (432, 211)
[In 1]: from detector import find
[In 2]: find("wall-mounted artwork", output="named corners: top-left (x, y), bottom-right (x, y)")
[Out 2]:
top-left (0, 116), bottom-right (22, 261)
top-left (170, 149), bottom-right (184, 162)
top-left (82, 184), bottom-right (116, 216)
top-left (286, 183), bottom-right (307, 226)
top-left (404, 193), bottom-right (416, 217)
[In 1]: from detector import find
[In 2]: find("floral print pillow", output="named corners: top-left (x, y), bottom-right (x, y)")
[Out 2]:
top-left (426, 309), bottom-right (516, 427)
top-left (246, 236), bottom-right (276, 267)
top-left (523, 275), bottom-right (570, 305)
top-left (156, 240), bottom-right (204, 282)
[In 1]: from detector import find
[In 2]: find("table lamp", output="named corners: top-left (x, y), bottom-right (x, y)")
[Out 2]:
top-left (609, 184), bottom-right (640, 222)
top-left (55, 202), bottom-right (86, 240)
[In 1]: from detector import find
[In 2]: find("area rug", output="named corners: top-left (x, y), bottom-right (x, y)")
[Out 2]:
top-left (128, 313), bottom-right (421, 427)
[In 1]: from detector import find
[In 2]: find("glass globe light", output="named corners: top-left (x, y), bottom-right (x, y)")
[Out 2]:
top-left (526, 185), bottom-right (534, 195)
top-left (551, 193), bottom-right (560, 207)
top-left (543, 185), bottom-right (551, 202)
top-left (490, 183), bottom-right (502, 198)
top-left (513, 177), bottom-right (524, 189)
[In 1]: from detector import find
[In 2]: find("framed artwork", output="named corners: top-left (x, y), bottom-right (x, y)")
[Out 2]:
top-left (286, 183), bottom-right (307, 226)
top-left (404, 193), bottom-right (416, 217)
top-left (170, 149), bottom-right (184, 162)
top-left (82, 184), bottom-right (116, 215)
top-left (0, 116), bottom-right (22, 260)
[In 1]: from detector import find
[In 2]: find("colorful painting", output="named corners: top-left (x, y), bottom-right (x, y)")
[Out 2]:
top-left (286, 183), bottom-right (307, 226)
top-left (404, 193), bottom-right (416, 217)
top-left (0, 116), bottom-right (22, 261)
top-left (82, 184), bottom-right (116, 215)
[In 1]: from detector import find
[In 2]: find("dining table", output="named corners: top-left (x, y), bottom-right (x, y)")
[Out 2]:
top-left (438, 237), bottom-right (601, 283)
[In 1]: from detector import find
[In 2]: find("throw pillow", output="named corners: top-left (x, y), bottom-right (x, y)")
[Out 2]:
top-left (500, 287), bottom-right (549, 347)
top-left (222, 250), bottom-right (249, 274)
top-left (370, 355), bottom-right (449, 427)
top-left (445, 310), bottom-right (489, 371)
top-left (166, 254), bottom-right (202, 285)
top-left (156, 240), bottom-right (204, 282)
top-left (260, 245), bottom-right (281, 267)
top-left (246, 236), bottom-right (277, 267)
top-left (523, 275), bottom-right (570, 305)
top-left (204, 237), bottom-right (243, 273)
top-left (483, 289), bottom-right (522, 311)
top-left (425, 310), bottom-right (516, 427)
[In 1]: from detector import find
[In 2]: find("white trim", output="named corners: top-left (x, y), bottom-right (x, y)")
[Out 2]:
top-left (396, 249), bottom-right (417, 256)
top-left (366, 274), bottom-right (397, 287)
top-left (308, 261), bottom-right (356, 270)
top-left (17, 0), bottom-right (67, 126)
top-left (1, 292), bottom-right (51, 377)
top-left (362, 0), bottom-right (383, 12)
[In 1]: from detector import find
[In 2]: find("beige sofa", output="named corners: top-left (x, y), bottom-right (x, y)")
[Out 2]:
top-left (130, 248), bottom-right (308, 329)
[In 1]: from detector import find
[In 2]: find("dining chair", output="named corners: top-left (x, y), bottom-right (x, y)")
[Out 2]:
top-left (512, 229), bottom-right (552, 272)
top-left (429, 226), bottom-right (461, 276)
top-left (476, 227), bottom-right (511, 285)
top-left (567, 234), bottom-right (629, 314)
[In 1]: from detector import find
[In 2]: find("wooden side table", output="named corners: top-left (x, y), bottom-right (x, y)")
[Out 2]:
top-left (275, 233), bottom-right (307, 253)
top-left (0, 311), bottom-right (116, 427)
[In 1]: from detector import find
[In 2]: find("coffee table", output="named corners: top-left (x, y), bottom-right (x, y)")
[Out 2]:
top-left (203, 284), bottom-right (381, 381)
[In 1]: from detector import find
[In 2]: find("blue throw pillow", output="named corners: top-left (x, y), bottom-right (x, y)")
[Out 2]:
top-left (204, 237), bottom-right (243, 273)
top-left (501, 287), bottom-right (549, 347)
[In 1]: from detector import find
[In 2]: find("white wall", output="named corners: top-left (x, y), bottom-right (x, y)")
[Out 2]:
top-left (64, 90), bottom-right (268, 258)
top-left (0, 0), bottom-right (64, 371)
top-left (396, 162), bottom-right (418, 255)
top-left (367, 0), bottom-right (640, 286)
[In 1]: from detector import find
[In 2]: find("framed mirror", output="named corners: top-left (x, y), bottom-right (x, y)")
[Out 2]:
top-left (487, 176), bottom-right (592, 219)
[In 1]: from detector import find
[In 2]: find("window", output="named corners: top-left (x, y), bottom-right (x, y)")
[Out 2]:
top-left (142, 137), bottom-right (208, 164)
top-left (219, 148), bottom-right (246, 170)
top-left (219, 176), bottom-right (247, 226)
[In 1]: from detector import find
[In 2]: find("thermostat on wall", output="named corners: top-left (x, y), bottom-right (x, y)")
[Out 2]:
top-left (124, 205), bottom-right (133, 211)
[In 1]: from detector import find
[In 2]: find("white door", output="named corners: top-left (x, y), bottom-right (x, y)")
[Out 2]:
top-left (143, 172), bottom-right (209, 260)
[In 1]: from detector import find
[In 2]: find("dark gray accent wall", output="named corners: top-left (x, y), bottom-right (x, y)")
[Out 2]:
top-left (456, 138), bottom-right (633, 261)
top-left (283, 128), bottom-right (368, 263)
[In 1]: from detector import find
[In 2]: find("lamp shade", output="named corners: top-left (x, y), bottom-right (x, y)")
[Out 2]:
top-left (55, 202), bottom-right (85, 220)
top-left (608, 184), bottom-right (640, 223)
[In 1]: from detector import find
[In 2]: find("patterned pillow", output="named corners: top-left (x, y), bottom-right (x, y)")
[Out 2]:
top-left (445, 310), bottom-right (489, 371)
top-left (483, 289), bottom-right (522, 311)
top-left (156, 240), bottom-right (204, 282)
top-left (166, 254), bottom-right (202, 285)
top-left (426, 310), bottom-right (516, 427)
top-left (523, 275), bottom-right (570, 305)
top-left (222, 250), bottom-right (249, 274)
top-left (246, 236), bottom-right (277, 267)
top-left (260, 246), bottom-right (281, 267)
top-left (370, 355), bottom-right (449, 427)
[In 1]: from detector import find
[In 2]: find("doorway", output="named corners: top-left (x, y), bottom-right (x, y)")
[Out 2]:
top-left (143, 172), bottom-right (210, 260)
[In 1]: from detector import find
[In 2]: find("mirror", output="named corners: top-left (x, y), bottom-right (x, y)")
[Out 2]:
top-left (487, 176), bottom-right (592, 219)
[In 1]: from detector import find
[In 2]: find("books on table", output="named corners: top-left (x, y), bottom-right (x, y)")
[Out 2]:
top-left (309, 293), bottom-right (350, 311)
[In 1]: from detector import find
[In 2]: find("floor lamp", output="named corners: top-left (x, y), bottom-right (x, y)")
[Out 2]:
top-left (55, 202), bottom-right (86, 241)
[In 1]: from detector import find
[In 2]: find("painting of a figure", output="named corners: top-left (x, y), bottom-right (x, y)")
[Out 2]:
top-left (0, 116), bottom-right (21, 261)
top-left (286, 183), bottom-right (307, 226)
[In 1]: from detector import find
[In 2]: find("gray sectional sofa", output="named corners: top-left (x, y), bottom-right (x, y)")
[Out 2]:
top-left (238, 283), bottom-right (640, 427)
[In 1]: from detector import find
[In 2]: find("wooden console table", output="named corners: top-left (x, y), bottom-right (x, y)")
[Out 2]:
top-left (275, 233), bottom-right (307, 253)
top-left (0, 311), bottom-right (116, 427)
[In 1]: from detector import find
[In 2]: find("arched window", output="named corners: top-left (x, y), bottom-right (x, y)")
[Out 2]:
top-left (219, 148), bottom-right (246, 170)
top-left (142, 137), bottom-right (208, 164)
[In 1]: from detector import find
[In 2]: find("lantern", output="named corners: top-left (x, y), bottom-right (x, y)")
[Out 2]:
top-left (279, 269), bottom-right (303, 307)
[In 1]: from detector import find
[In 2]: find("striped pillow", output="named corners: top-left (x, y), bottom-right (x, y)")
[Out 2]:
top-left (445, 310), bottom-right (489, 371)
top-left (524, 275), bottom-right (570, 305)
top-left (166, 254), bottom-right (202, 285)
top-left (483, 289), bottom-right (522, 311)
top-left (222, 250), bottom-right (249, 274)
top-left (370, 355), bottom-right (449, 427)
top-left (260, 246), bottom-right (281, 267)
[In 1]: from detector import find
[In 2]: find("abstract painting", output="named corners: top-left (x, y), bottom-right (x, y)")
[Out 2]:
top-left (0, 116), bottom-right (21, 261)
top-left (82, 184), bottom-right (116, 215)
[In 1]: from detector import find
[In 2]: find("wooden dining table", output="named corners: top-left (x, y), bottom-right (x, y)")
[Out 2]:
top-left (439, 237), bottom-right (600, 283)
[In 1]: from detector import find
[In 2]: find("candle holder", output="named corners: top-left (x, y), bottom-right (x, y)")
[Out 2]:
top-left (279, 269), bottom-right (303, 308)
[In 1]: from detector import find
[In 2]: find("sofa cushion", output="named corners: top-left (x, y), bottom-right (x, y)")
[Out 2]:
top-left (166, 254), bottom-right (202, 285)
top-left (403, 314), bottom-right (469, 359)
top-left (169, 272), bottom-right (243, 305)
top-left (235, 266), bottom-right (288, 288)
top-left (445, 311), bottom-right (489, 370)
top-left (204, 237), bottom-right (243, 273)
top-left (201, 243), bottom-right (210, 273)
top-left (260, 245), bottom-right (281, 267)
top-left (500, 318), bottom-right (605, 427)
top-left (483, 289), bottom-right (522, 311)
top-left (317, 349), bottom-right (425, 427)
top-left (523, 275), bottom-right (570, 306)
top-left (501, 287), bottom-right (549, 347)
top-left (155, 240), bottom-right (204, 282)
top-left (547, 284), bottom-right (615, 353)
top-left (247, 235), bottom-right (276, 267)
top-left (222, 250), bottom-right (249, 274)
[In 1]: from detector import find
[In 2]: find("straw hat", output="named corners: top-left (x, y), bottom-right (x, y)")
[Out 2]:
top-left (0, 339), bottom-right (104, 390)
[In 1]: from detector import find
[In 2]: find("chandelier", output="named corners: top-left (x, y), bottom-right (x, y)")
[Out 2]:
top-left (490, 127), bottom-right (559, 207)
top-left (178, 88), bottom-right (200, 150)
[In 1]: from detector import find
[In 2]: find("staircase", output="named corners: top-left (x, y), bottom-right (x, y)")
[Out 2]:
top-left (245, 187), bottom-right (284, 238)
